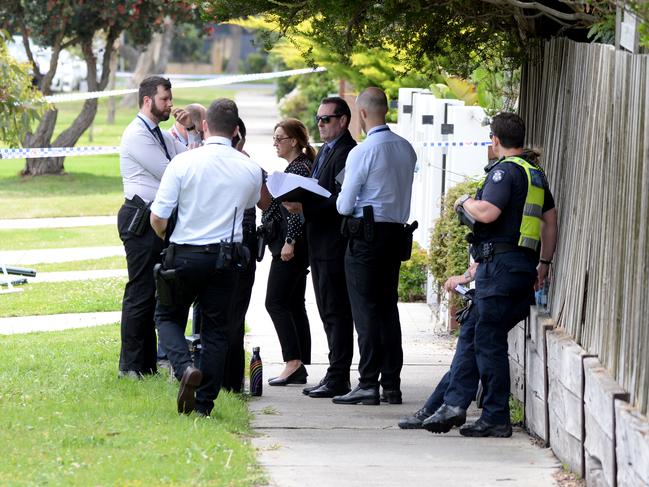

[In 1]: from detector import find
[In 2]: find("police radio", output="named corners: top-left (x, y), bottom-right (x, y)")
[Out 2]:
top-left (216, 207), bottom-right (236, 270)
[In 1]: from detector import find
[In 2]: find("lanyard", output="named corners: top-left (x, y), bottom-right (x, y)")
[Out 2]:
top-left (137, 115), bottom-right (171, 161)
top-left (368, 126), bottom-right (390, 136)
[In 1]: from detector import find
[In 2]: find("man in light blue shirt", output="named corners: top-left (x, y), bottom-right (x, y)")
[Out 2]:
top-left (334, 87), bottom-right (416, 406)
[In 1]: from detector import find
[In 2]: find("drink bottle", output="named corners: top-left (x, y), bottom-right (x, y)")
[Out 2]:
top-left (250, 347), bottom-right (263, 396)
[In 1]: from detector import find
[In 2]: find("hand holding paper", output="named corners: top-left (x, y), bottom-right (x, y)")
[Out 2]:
top-left (266, 172), bottom-right (332, 202)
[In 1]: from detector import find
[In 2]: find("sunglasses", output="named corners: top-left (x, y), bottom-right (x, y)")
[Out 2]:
top-left (272, 136), bottom-right (291, 143)
top-left (315, 114), bottom-right (343, 124)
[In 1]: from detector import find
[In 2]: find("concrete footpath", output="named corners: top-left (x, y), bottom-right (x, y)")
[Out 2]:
top-left (244, 259), bottom-right (560, 487)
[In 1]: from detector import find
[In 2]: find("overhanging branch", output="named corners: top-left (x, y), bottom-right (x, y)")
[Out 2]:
top-left (481, 0), bottom-right (599, 23)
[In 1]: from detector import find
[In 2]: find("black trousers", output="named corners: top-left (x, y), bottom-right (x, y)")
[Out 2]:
top-left (192, 234), bottom-right (257, 393)
top-left (155, 249), bottom-right (237, 416)
top-left (265, 245), bottom-right (311, 364)
top-left (344, 225), bottom-right (403, 390)
top-left (117, 203), bottom-right (164, 374)
top-left (223, 253), bottom-right (256, 392)
top-left (310, 256), bottom-right (353, 384)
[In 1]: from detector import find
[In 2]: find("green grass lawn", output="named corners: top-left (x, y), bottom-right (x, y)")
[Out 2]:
top-left (0, 277), bottom-right (125, 317)
top-left (0, 87), bottom-right (234, 218)
top-left (0, 225), bottom-right (120, 250)
top-left (35, 255), bottom-right (126, 272)
top-left (0, 325), bottom-right (262, 486)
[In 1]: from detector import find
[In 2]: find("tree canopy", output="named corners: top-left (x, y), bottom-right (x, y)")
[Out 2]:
top-left (202, 1), bottom-right (616, 77)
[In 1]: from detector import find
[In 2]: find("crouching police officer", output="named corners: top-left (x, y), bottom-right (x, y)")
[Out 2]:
top-left (401, 112), bottom-right (557, 437)
top-left (150, 98), bottom-right (262, 416)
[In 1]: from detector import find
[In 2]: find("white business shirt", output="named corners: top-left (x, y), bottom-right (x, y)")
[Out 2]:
top-left (336, 125), bottom-right (416, 223)
top-left (151, 136), bottom-right (262, 245)
top-left (119, 113), bottom-right (187, 202)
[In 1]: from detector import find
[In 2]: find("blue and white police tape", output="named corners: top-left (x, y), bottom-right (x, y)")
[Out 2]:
top-left (45, 67), bottom-right (327, 104)
top-left (1, 139), bottom-right (493, 160)
top-left (0, 146), bottom-right (119, 160)
top-left (415, 141), bottom-right (492, 148)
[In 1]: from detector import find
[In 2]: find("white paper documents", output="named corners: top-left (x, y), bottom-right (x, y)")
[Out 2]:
top-left (266, 172), bottom-right (331, 201)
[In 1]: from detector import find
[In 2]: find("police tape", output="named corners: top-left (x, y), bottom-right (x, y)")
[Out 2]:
top-left (0, 146), bottom-right (119, 160)
top-left (415, 141), bottom-right (492, 148)
top-left (0, 139), bottom-right (492, 160)
top-left (45, 67), bottom-right (327, 104)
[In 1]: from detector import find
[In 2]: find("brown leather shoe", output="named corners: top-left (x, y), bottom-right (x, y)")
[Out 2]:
top-left (177, 366), bottom-right (202, 414)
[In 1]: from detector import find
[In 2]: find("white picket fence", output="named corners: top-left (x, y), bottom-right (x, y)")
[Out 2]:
top-left (393, 88), bottom-right (490, 309)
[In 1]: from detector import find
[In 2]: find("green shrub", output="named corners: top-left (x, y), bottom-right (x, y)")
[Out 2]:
top-left (428, 179), bottom-right (481, 304)
top-left (398, 241), bottom-right (428, 302)
top-left (278, 71), bottom-right (336, 141)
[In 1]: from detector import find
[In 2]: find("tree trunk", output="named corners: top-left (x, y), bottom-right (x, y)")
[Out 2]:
top-left (107, 37), bottom-right (121, 124)
top-left (121, 18), bottom-right (175, 108)
top-left (21, 109), bottom-right (62, 176)
top-left (22, 157), bottom-right (65, 176)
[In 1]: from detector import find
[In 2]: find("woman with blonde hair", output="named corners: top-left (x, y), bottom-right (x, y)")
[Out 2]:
top-left (263, 118), bottom-right (316, 385)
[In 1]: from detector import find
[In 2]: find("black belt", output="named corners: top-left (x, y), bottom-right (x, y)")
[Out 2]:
top-left (123, 196), bottom-right (148, 210)
top-left (373, 222), bottom-right (404, 228)
top-left (471, 242), bottom-right (518, 262)
top-left (174, 243), bottom-right (222, 254)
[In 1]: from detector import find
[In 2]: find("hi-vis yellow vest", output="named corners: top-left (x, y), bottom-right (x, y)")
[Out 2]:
top-left (478, 156), bottom-right (545, 252)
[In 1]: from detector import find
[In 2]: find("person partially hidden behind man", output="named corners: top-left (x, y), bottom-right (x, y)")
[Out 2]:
top-left (398, 112), bottom-right (557, 437)
top-left (150, 98), bottom-right (262, 416)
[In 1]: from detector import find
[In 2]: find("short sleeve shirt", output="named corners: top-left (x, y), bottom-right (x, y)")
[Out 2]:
top-left (475, 156), bottom-right (555, 244)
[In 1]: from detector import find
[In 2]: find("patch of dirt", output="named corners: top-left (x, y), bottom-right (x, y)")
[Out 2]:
top-left (553, 469), bottom-right (586, 487)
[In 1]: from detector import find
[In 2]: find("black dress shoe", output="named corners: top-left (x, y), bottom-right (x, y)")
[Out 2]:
top-left (459, 418), bottom-right (512, 438)
top-left (302, 377), bottom-right (328, 395)
top-left (398, 407), bottom-right (433, 429)
top-left (380, 389), bottom-right (403, 404)
top-left (332, 385), bottom-right (380, 405)
top-left (177, 366), bottom-right (202, 415)
top-left (268, 364), bottom-right (308, 386)
top-left (422, 403), bottom-right (467, 433)
top-left (308, 381), bottom-right (351, 398)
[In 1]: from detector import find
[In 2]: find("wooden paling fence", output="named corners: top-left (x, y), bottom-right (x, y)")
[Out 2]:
top-left (520, 38), bottom-right (649, 415)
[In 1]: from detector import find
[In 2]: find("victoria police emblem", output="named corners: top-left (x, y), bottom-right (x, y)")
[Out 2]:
top-left (491, 169), bottom-right (505, 183)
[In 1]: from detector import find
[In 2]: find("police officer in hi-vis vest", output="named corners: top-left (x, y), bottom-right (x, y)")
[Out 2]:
top-left (399, 112), bottom-right (558, 437)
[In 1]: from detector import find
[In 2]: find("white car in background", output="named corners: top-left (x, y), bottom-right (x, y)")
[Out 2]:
top-left (7, 35), bottom-right (87, 92)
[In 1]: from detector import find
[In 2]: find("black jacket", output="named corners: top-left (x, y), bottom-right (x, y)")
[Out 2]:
top-left (303, 129), bottom-right (357, 259)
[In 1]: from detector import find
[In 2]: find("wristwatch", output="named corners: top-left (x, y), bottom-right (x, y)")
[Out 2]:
top-left (285, 237), bottom-right (295, 245)
top-left (458, 194), bottom-right (471, 206)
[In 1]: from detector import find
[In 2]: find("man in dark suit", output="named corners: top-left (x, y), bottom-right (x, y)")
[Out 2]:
top-left (284, 96), bottom-right (357, 398)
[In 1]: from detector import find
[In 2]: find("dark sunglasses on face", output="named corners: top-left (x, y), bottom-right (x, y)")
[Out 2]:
top-left (315, 114), bottom-right (343, 124)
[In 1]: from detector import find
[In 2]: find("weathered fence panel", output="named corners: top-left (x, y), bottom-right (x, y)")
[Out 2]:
top-left (520, 38), bottom-right (649, 415)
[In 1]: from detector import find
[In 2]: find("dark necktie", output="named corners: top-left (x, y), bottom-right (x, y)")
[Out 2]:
top-left (312, 143), bottom-right (331, 178)
top-left (153, 126), bottom-right (171, 161)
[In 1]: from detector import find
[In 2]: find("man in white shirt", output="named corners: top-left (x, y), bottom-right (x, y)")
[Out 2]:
top-left (117, 76), bottom-right (193, 379)
top-left (150, 98), bottom-right (262, 416)
top-left (334, 87), bottom-right (417, 405)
